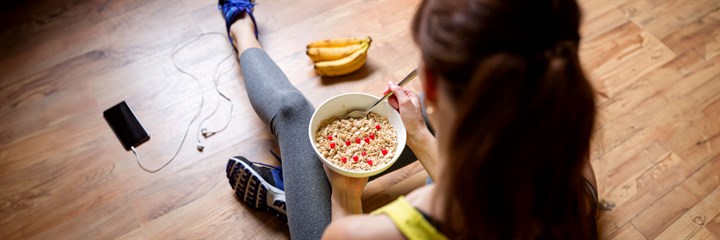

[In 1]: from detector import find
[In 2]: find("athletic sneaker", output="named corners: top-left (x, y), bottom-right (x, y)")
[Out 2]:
top-left (218, 0), bottom-right (259, 41)
top-left (226, 156), bottom-right (287, 221)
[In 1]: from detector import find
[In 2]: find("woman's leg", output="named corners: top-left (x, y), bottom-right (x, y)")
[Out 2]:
top-left (231, 19), bottom-right (331, 239)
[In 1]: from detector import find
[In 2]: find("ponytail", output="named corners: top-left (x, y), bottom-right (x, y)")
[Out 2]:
top-left (441, 53), bottom-right (533, 239)
top-left (412, 0), bottom-right (597, 239)
top-left (441, 44), bottom-right (597, 239)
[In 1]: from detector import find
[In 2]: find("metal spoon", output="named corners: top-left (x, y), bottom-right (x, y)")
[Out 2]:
top-left (345, 68), bottom-right (418, 118)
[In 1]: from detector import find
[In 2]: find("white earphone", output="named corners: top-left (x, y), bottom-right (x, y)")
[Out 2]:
top-left (132, 32), bottom-right (236, 172)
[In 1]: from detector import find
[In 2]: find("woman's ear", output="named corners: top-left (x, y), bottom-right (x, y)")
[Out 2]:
top-left (421, 65), bottom-right (438, 103)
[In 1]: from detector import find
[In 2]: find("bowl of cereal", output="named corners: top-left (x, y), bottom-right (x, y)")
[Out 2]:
top-left (309, 93), bottom-right (407, 178)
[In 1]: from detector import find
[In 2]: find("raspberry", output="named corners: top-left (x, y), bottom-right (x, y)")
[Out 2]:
top-left (341, 157), bottom-right (347, 163)
top-left (355, 138), bottom-right (361, 144)
top-left (382, 149), bottom-right (388, 155)
top-left (362, 151), bottom-right (367, 156)
top-left (364, 137), bottom-right (370, 143)
top-left (353, 155), bottom-right (359, 162)
top-left (369, 133), bottom-right (375, 140)
top-left (375, 124), bottom-right (381, 130)
top-left (328, 135), bottom-right (333, 140)
top-left (329, 142), bottom-right (335, 149)
top-left (345, 140), bottom-right (351, 146)
top-left (367, 159), bottom-right (373, 166)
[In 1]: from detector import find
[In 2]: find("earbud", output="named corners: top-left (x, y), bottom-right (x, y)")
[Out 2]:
top-left (196, 144), bottom-right (205, 152)
top-left (201, 128), bottom-right (216, 138)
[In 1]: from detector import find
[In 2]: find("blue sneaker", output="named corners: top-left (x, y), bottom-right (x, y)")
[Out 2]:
top-left (226, 156), bottom-right (287, 221)
top-left (218, 0), bottom-right (259, 41)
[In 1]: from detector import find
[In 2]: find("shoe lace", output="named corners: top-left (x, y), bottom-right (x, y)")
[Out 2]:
top-left (251, 161), bottom-right (280, 170)
top-left (223, 0), bottom-right (255, 11)
top-left (251, 159), bottom-right (284, 189)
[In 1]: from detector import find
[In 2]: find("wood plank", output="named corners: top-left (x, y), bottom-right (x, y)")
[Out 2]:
top-left (27, 195), bottom-right (141, 240)
top-left (591, 48), bottom-right (718, 215)
top-left (597, 127), bottom-right (718, 239)
top-left (655, 187), bottom-right (720, 239)
top-left (118, 181), bottom-right (288, 239)
top-left (579, 21), bottom-right (676, 97)
top-left (619, 0), bottom-right (719, 41)
top-left (631, 155), bottom-right (720, 239)
top-left (660, 9), bottom-right (720, 60)
top-left (707, 213), bottom-right (720, 238)
top-left (600, 143), bottom-right (670, 207)
top-left (607, 222), bottom-right (646, 240)
top-left (0, 0), bottom-right (149, 58)
top-left (0, 1), bottom-right (199, 88)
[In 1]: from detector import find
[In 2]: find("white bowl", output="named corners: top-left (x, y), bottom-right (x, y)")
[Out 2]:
top-left (309, 93), bottom-right (407, 178)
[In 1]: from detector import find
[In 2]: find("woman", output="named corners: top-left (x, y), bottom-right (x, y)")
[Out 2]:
top-left (220, 0), bottom-right (599, 239)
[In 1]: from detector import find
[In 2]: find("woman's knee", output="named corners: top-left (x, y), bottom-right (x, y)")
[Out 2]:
top-left (277, 92), bottom-right (314, 120)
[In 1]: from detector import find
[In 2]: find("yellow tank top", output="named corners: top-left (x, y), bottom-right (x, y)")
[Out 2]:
top-left (371, 196), bottom-right (448, 240)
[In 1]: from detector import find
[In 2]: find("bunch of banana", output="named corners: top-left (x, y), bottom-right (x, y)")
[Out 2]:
top-left (306, 36), bottom-right (372, 77)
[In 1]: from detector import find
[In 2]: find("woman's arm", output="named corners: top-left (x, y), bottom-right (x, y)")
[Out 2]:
top-left (322, 162), bottom-right (404, 239)
top-left (387, 83), bottom-right (442, 180)
top-left (407, 128), bottom-right (441, 180)
top-left (330, 186), bottom-right (363, 220)
top-left (323, 165), bottom-right (367, 220)
top-left (323, 214), bottom-right (404, 239)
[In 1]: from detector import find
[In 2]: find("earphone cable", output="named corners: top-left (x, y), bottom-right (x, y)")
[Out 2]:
top-left (197, 48), bottom-right (236, 140)
top-left (132, 32), bottom-right (235, 173)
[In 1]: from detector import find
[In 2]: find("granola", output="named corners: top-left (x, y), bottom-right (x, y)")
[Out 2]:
top-left (315, 113), bottom-right (397, 171)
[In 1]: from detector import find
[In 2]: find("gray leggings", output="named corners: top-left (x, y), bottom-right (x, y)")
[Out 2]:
top-left (239, 48), bottom-right (426, 239)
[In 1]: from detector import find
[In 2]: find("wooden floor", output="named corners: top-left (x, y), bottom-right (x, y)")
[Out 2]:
top-left (0, 0), bottom-right (717, 239)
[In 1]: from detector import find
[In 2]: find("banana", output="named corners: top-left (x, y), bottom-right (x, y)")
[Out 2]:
top-left (306, 44), bottom-right (365, 62)
top-left (306, 36), bottom-right (372, 77)
top-left (306, 36), bottom-right (372, 48)
top-left (313, 42), bottom-right (369, 77)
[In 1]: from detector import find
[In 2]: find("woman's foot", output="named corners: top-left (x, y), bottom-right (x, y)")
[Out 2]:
top-left (229, 16), bottom-right (261, 52)
top-left (226, 156), bottom-right (287, 221)
top-left (218, 0), bottom-right (259, 46)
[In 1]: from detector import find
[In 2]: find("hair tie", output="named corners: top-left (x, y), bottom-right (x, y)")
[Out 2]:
top-left (545, 40), bottom-right (575, 58)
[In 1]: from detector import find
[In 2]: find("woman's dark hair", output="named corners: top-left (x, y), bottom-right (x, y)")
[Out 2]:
top-left (412, 0), bottom-right (597, 239)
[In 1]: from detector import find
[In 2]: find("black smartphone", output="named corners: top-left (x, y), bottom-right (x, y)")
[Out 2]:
top-left (103, 101), bottom-right (150, 150)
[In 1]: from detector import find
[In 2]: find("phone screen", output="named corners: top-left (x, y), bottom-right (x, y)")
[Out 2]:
top-left (103, 101), bottom-right (150, 150)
